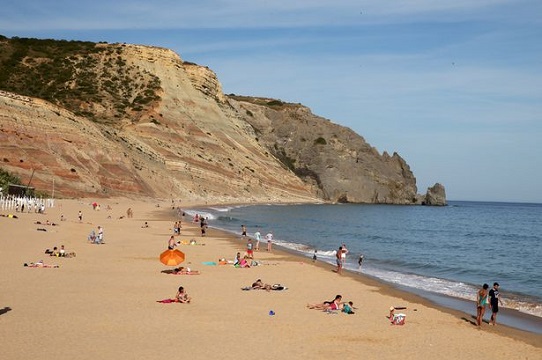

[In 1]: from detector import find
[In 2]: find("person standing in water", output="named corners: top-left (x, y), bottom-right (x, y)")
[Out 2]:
top-left (358, 254), bottom-right (364, 269)
top-left (336, 246), bottom-right (344, 274)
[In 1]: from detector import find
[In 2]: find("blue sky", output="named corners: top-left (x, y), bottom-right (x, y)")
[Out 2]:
top-left (3, 1), bottom-right (541, 202)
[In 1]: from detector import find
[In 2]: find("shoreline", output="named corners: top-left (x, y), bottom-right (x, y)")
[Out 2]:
top-left (219, 234), bottom-right (542, 345)
top-left (1, 197), bottom-right (540, 360)
top-left (173, 204), bottom-right (542, 344)
top-left (179, 202), bottom-right (542, 332)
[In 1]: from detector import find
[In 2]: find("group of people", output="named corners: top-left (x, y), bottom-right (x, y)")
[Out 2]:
top-left (476, 282), bottom-right (503, 326)
top-left (242, 225), bottom-right (273, 252)
top-left (234, 251), bottom-right (252, 268)
top-left (173, 221), bottom-right (181, 235)
top-left (87, 226), bottom-right (104, 244)
top-left (45, 245), bottom-right (75, 258)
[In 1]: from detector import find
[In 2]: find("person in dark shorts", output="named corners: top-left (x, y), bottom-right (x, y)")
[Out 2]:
top-left (489, 282), bottom-right (502, 326)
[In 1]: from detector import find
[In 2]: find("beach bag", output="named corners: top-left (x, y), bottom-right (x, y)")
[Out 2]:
top-left (392, 313), bottom-right (406, 325)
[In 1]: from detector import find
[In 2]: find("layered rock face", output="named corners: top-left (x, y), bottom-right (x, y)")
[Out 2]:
top-left (232, 98), bottom-right (418, 204)
top-left (0, 38), bottom-right (445, 204)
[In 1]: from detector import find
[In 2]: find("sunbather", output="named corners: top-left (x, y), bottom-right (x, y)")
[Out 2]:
top-left (251, 279), bottom-right (272, 291)
top-left (307, 295), bottom-right (343, 311)
top-left (24, 260), bottom-right (59, 268)
top-left (175, 286), bottom-right (191, 303)
top-left (172, 267), bottom-right (200, 275)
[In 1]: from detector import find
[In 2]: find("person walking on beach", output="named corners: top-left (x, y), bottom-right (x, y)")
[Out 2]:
top-left (341, 243), bottom-right (349, 263)
top-left (254, 230), bottom-right (261, 251)
top-left (489, 282), bottom-right (503, 326)
top-left (241, 225), bottom-right (247, 237)
top-left (97, 226), bottom-right (104, 244)
top-left (246, 238), bottom-right (254, 259)
top-left (336, 246), bottom-right (344, 274)
top-left (476, 283), bottom-right (489, 326)
top-left (265, 232), bottom-right (273, 252)
top-left (78, 211), bottom-right (82, 223)
top-left (168, 235), bottom-right (177, 250)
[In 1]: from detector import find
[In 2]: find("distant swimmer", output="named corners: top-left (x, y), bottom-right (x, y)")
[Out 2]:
top-left (358, 254), bottom-right (364, 269)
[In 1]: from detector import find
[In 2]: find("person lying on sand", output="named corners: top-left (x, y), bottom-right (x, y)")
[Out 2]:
top-left (307, 295), bottom-right (344, 311)
top-left (161, 267), bottom-right (200, 275)
top-left (242, 281), bottom-right (287, 291)
top-left (251, 279), bottom-right (272, 291)
top-left (176, 266), bottom-right (199, 275)
top-left (23, 260), bottom-right (59, 268)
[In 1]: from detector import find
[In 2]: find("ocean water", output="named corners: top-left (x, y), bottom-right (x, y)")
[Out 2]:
top-left (183, 201), bottom-right (542, 332)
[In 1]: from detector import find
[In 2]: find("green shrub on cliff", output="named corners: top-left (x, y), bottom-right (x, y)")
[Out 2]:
top-left (0, 35), bottom-right (162, 124)
top-left (0, 168), bottom-right (22, 192)
top-left (314, 137), bottom-right (327, 145)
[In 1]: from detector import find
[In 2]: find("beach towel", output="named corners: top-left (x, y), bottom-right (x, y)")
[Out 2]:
top-left (202, 261), bottom-right (217, 266)
top-left (156, 299), bottom-right (176, 303)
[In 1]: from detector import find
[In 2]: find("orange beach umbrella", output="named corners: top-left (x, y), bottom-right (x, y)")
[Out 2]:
top-left (160, 249), bottom-right (185, 266)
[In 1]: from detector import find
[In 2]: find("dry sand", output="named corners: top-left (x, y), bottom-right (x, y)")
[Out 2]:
top-left (1, 197), bottom-right (540, 360)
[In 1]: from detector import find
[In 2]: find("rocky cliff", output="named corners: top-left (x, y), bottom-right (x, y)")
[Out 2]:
top-left (0, 36), bottom-right (444, 204)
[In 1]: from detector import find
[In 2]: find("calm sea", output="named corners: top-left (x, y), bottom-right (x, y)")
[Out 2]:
top-left (183, 201), bottom-right (542, 333)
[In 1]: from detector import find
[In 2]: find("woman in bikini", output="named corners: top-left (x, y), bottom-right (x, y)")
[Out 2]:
top-left (476, 283), bottom-right (489, 326)
top-left (307, 295), bottom-right (343, 311)
top-left (175, 286), bottom-right (191, 303)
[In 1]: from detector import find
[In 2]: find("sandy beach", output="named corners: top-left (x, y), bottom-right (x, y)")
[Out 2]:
top-left (1, 197), bottom-right (540, 360)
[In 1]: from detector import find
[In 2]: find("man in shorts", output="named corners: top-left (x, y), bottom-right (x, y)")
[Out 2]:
top-left (246, 238), bottom-right (254, 259)
top-left (489, 282), bottom-right (502, 326)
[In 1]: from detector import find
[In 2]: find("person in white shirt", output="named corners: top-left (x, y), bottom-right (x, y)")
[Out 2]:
top-left (265, 232), bottom-right (273, 252)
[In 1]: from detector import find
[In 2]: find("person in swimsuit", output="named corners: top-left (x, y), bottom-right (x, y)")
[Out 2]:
top-left (175, 286), bottom-right (191, 303)
top-left (336, 246), bottom-right (343, 274)
top-left (168, 235), bottom-right (177, 250)
top-left (251, 279), bottom-right (272, 291)
top-left (476, 283), bottom-right (489, 326)
top-left (307, 295), bottom-right (343, 311)
top-left (241, 225), bottom-right (247, 237)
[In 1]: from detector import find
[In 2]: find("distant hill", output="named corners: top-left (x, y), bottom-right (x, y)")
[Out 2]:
top-left (0, 35), bottom-right (445, 205)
